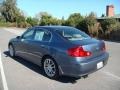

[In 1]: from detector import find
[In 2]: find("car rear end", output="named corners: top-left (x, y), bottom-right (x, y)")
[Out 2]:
top-left (57, 39), bottom-right (109, 77)
top-left (65, 39), bottom-right (109, 77)
top-left (53, 27), bottom-right (109, 77)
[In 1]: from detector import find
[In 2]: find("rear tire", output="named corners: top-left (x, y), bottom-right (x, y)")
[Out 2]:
top-left (9, 44), bottom-right (15, 57)
top-left (82, 75), bottom-right (88, 79)
top-left (42, 57), bottom-right (59, 79)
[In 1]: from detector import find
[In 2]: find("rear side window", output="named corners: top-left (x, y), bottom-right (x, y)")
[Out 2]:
top-left (34, 29), bottom-right (51, 42)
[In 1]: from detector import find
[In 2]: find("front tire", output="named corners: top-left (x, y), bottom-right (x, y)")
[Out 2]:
top-left (43, 57), bottom-right (59, 79)
top-left (9, 44), bottom-right (15, 57)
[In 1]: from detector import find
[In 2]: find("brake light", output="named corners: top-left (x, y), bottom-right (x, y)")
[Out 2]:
top-left (102, 42), bottom-right (106, 51)
top-left (68, 46), bottom-right (92, 57)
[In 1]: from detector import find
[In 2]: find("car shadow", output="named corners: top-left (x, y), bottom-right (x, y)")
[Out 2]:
top-left (4, 51), bottom-right (81, 84)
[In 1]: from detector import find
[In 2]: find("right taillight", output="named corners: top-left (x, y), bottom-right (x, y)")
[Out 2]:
top-left (68, 46), bottom-right (92, 57)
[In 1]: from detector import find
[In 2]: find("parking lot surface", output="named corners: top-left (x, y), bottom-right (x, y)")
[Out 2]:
top-left (0, 28), bottom-right (120, 90)
top-left (0, 71), bottom-right (3, 90)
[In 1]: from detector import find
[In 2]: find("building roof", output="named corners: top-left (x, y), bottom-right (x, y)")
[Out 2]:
top-left (97, 14), bottom-right (120, 19)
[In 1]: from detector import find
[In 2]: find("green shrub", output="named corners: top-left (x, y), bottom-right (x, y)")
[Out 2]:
top-left (0, 22), bottom-right (13, 27)
top-left (26, 17), bottom-right (38, 26)
top-left (17, 22), bottom-right (31, 28)
top-left (100, 18), bottom-right (120, 39)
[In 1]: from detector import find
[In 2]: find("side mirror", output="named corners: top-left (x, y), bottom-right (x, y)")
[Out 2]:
top-left (16, 36), bottom-right (21, 39)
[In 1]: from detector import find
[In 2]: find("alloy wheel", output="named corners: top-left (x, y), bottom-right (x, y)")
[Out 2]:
top-left (43, 58), bottom-right (56, 78)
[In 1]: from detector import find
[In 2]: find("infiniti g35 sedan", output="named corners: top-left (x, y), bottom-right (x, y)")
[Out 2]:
top-left (8, 26), bottom-right (109, 79)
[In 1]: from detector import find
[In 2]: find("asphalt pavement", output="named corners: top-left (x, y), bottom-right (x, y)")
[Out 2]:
top-left (0, 28), bottom-right (120, 90)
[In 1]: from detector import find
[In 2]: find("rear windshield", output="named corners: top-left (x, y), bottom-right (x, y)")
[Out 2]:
top-left (54, 27), bottom-right (90, 41)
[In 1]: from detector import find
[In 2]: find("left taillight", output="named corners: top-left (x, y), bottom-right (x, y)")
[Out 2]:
top-left (67, 46), bottom-right (92, 57)
top-left (102, 42), bottom-right (106, 51)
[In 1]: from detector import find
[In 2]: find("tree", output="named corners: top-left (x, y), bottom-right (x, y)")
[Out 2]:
top-left (26, 17), bottom-right (39, 26)
top-left (101, 14), bottom-right (105, 17)
top-left (38, 12), bottom-right (52, 25)
top-left (61, 16), bottom-right (65, 25)
top-left (78, 12), bottom-right (99, 37)
top-left (38, 12), bottom-right (61, 26)
top-left (16, 15), bottom-right (25, 26)
top-left (101, 18), bottom-right (117, 32)
top-left (0, 0), bottom-right (21, 22)
top-left (110, 22), bottom-right (120, 41)
top-left (65, 13), bottom-right (83, 27)
top-left (0, 15), bottom-right (6, 22)
top-left (100, 18), bottom-right (119, 39)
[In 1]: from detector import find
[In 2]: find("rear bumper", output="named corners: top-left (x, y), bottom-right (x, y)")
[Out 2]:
top-left (59, 52), bottom-right (109, 77)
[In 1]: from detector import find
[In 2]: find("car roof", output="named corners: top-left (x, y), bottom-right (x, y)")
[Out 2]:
top-left (33, 26), bottom-right (74, 31)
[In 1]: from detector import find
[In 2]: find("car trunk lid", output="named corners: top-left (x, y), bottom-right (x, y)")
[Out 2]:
top-left (70, 38), bottom-right (105, 59)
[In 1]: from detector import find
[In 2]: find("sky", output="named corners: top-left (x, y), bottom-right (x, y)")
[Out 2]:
top-left (17, 0), bottom-right (120, 19)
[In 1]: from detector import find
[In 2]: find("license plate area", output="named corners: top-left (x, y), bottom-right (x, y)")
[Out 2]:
top-left (97, 62), bottom-right (103, 69)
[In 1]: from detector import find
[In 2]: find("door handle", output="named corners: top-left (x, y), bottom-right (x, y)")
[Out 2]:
top-left (40, 45), bottom-right (45, 47)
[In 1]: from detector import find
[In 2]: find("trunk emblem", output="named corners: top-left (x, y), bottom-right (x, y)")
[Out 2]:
top-left (96, 47), bottom-right (100, 50)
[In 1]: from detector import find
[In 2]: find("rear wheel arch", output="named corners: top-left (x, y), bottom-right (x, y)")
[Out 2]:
top-left (41, 55), bottom-right (58, 66)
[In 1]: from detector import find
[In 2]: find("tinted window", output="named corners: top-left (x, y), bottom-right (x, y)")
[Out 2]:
top-left (22, 29), bottom-right (34, 40)
top-left (34, 30), bottom-right (51, 42)
top-left (55, 27), bottom-right (90, 41)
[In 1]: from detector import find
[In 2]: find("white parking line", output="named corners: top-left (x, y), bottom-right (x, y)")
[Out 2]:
top-left (101, 70), bottom-right (120, 80)
top-left (0, 51), bottom-right (8, 90)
